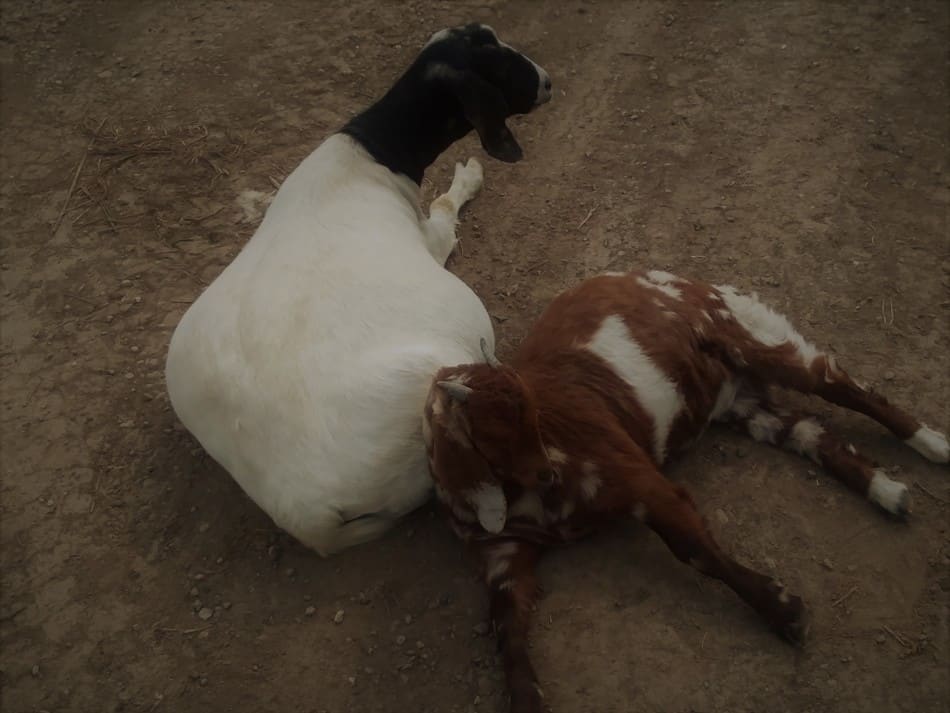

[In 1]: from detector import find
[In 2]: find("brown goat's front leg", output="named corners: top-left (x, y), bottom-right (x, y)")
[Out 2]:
top-left (621, 462), bottom-right (809, 644)
top-left (475, 539), bottom-right (544, 713)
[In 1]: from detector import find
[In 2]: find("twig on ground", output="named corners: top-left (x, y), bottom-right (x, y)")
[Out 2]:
top-left (577, 206), bottom-right (596, 229)
top-left (52, 117), bottom-right (107, 236)
top-left (832, 586), bottom-right (857, 608)
top-left (155, 624), bottom-right (213, 635)
top-left (881, 624), bottom-right (911, 648)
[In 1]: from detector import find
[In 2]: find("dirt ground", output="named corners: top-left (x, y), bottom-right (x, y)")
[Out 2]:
top-left (2, 1), bottom-right (948, 712)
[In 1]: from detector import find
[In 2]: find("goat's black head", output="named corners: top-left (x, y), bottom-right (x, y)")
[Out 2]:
top-left (417, 23), bottom-right (552, 163)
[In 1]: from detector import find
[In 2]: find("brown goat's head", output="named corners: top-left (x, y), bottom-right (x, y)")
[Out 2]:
top-left (425, 348), bottom-right (555, 533)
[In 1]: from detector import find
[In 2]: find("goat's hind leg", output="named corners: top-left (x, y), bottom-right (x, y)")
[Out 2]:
top-left (723, 390), bottom-right (911, 518)
top-left (423, 158), bottom-right (484, 264)
top-left (617, 459), bottom-right (808, 644)
top-left (716, 286), bottom-right (948, 464)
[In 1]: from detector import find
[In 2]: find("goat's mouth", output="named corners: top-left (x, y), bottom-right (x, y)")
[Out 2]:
top-left (535, 78), bottom-right (553, 106)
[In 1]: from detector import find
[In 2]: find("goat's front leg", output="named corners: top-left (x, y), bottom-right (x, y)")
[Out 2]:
top-left (613, 458), bottom-right (809, 644)
top-left (475, 538), bottom-right (544, 713)
top-left (423, 157), bottom-right (484, 264)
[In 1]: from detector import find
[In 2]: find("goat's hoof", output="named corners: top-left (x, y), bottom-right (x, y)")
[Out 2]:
top-left (893, 488), bottom-right (912, 521)
top-left (452, 158), bottom-right (484, 199)
top-left (765, 580), bottom-right (809, 646)
top-left (780, 606), bottom-right (810, 647)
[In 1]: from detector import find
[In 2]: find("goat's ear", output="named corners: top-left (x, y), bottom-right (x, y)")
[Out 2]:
top-left (437, 380), bottom-right (473, 402)
top-left (468, 482), bottom-right (507, 534)
top-left (433, 65), bottom-right (523, 163)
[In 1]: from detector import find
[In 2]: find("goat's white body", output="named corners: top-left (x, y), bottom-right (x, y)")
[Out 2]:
top-left (166, 135), bottom-right (492, 555)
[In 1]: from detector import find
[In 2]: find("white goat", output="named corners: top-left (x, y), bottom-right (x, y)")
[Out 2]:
top-left (165, 24), bottom-right (551, 555)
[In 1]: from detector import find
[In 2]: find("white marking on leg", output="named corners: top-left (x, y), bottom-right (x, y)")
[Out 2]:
top-left (906, 425), bottom-right (949, 463)
top-left (714, 284), bottom-right (819, 366)
top-left (484, 542), bottom-right (518, 583)
top-left (447, 158), bottom-right (484, 206)
top-left (747, 411), bottom-right (784, 445)
top-left (868, 470), bottom-right (910, 515)
top-left (636, 276), bottom-right (681, 300)
top-left (787, 420), bottom-right (824, 463)
top-left (586, 315), bottom-right (685, 462)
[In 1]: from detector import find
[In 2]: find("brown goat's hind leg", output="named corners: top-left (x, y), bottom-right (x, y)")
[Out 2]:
top-left (625, 465), bottom-right (808, 644)
top-left (724, 394), bottom-right (911, 518)
top-left (733, 338), bottom-right (948, 465)
top-left (475, 539), bottom-right (544, 713)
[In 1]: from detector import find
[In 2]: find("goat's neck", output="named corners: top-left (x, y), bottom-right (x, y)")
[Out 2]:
top-left (342, 80), bottom-right (469, 185)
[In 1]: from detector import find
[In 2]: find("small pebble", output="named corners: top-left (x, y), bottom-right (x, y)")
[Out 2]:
top-left (472, 622), bottom-right (489, 636)
top-left (222, 601), bottom-right (232, 610)
top-left (333, 609), bottom-right (345, 624)
top-left (31, 664), bottom-right (40, 677)
top-left (396, 635), bottom-right (407, 645)
top-left (821, 559), bottom-right (834, 571)
top-left (198, 607), bottom-right (214, 621)
top-left (884, 370), bottom-right (895, 381)
top-left (876, 633), bottom-right (886, 644)
top-left (305, 606), bottom-right (316, 617)
top-left (404, 614), bottom-right (412, 625)
top-left (189, 587), bottom-right (199, 597)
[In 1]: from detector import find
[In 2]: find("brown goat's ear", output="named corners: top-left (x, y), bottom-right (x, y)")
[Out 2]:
top-left (431, 64), bottom-right (523, 163)
top-left (467, 482), bottom-right (507, 533)
top-left (437, 380), bottom-right (472, 402)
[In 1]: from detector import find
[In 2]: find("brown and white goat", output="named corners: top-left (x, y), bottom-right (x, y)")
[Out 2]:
top-left (423, 269), bottom-right (948, 713)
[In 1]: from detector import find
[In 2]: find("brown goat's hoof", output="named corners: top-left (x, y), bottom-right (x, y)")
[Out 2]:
top-left (765, 580), bottom-right (809, 646)
top-left (781, 605), bottom-right (811, 647)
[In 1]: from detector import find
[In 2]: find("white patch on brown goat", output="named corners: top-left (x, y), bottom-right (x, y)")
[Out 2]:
top-left (747, 411), bottom-right (784, 445)
top-left (636, 276), bottom-right (681, 300)
top-left (906, 425), bottom-right (949, 463)
top-left (507, 492), bottom-right (547, 524)
top-left (546, 447), bottom-right (568, 465)
top-left (586, 315), bottom-right (685, 463)
top-left (646, 269), bottom-right (686, 285)
top-left (787, 420), bottom-right (824, 463)
top-left (484, 541), bottom-right (519, 583)
top-left (714, 284), bottom-right (819, 366)
top-left (868, 470), bottom-right (909, 515)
